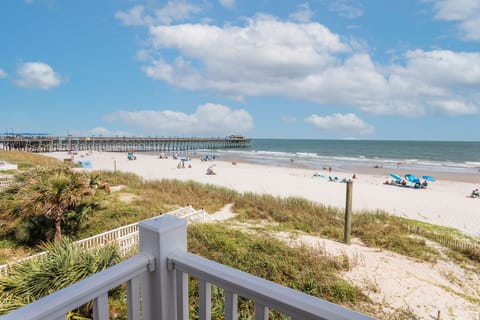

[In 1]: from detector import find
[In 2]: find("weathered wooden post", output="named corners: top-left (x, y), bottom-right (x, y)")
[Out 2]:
top-left (344, 180), bottom-right (353, 245)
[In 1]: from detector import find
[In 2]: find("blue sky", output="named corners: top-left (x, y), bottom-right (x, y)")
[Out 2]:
top-left (1, 0), bottom-right (479, 140)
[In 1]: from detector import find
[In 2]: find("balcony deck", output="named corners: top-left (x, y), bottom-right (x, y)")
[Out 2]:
top-left (0, 215), bottom-right (375, 320)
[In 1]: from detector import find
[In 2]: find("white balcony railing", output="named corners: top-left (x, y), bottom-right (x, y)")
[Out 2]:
top-left (0, 206), bottom-right (201, 275)
top-left (0, 215), bottom-right (375, 320)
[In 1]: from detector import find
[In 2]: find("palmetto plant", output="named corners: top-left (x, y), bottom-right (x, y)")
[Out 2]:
top-left (2, 166), bottom-right (95, 243)
top-left (0, 238), bottom-right (120, 316)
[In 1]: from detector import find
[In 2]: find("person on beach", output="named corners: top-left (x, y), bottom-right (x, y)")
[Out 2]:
top-left (471, 189), bottom-right (479, 198)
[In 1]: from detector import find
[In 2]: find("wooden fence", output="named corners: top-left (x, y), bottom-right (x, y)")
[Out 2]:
top-left (408, 225), bottom-right (480, 258)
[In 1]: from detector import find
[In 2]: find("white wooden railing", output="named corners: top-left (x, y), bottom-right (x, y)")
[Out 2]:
top-left (0, 215), bottom-right (375, 320)
top-left (0, 180), bottom-right (12, 193)
top-left (0, 206), bottom-right (201, 275)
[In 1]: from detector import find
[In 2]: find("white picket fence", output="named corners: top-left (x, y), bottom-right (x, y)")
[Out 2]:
top-left (0, 205), bottom-right (210, 276)
top-left (0, 179), bottom-right (13, 193)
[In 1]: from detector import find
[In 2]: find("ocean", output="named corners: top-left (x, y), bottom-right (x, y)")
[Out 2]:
top-left (212, 139), bottom-right (480, 174)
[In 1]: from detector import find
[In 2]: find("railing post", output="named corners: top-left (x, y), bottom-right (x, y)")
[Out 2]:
top-left (139, 215), bottom-right (187, 320)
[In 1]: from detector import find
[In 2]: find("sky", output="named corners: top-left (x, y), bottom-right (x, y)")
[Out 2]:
top-left (1, 0), bottom-right (479, 140)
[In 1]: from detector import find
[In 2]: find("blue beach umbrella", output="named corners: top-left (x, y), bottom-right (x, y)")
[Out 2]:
top-left (405, 174), bottom-right (420, 183)
top-left (389, 173), bottom-right (402, 181)
top-left (422, 175), bottom-right (436, 182)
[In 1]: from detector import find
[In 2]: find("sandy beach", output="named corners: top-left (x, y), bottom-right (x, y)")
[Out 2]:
top-left (46, 151), bottom-right (480, 238)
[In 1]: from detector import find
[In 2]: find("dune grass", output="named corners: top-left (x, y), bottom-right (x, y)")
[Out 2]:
top-left (80, 172), bottom-right (238, 237)
top-left (78, 171), bottom-right (477, 263)
top-left (187, 223), bottom-right (369, 318)
top-left (0, 151), bottom-right (62, 170)
top-left (3, 167), bottom-right (476, 264)
top-left (233, 193), bottom-right (440, 262)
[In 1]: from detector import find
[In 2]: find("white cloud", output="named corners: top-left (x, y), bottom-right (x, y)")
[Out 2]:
top-left (290, 3), bottom-right (314, 23)
top-left (128, 13), bottom-right (480, 117)
top-left (306, 113), bottom-right (374, 135)
top-left (154, 0), bottom-right (201, 25)
top-left (328, 0), bottom-right (363, 19)
top-left (153, 19), bottom-right (480, 116)
top-left (219, 0), bottom-right (235, 8)
top-left (115, 1), bottom-right (201, 26)
top-left (105, 103), bottom-right (253, 136)
top-left (115, 5), bottom-right (146, 26)
top-left (146, 14), bottom-right (349, 94)
top-left (135, 49), bottom-right (150, 61)
top-left (431, 0), bottom-right (480, 40)
top-left (0, 69), bottom-right (7, 78)
top-left (15, 62), bottom-right (63, 90)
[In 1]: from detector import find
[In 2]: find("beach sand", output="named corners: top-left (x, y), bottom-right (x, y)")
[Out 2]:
top-left (49, 151), bottom-right (480, 238)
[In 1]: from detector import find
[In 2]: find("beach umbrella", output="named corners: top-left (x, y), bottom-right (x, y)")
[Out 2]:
top-left (389, 173), bottom-right (402, 181)
top-left (422, 175), bottom-right (436, 182)
top-left (405, 174), bottom-right (420, 183)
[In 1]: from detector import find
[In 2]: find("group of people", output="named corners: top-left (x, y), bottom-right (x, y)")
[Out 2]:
top-left (384, 179), bottom-right (428, 188)
top-left (177, 160), bottom-right (191, 169)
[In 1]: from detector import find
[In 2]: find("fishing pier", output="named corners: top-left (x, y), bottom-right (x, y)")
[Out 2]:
top-left (0, 135), bottom-right (250, 153)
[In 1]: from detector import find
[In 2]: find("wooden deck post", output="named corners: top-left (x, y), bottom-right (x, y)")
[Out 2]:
top-left (344, 180), bottom-right (353, 245)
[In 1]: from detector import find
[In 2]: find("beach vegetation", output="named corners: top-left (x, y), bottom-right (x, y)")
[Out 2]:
top-left (4, 169), bottom-right (476, 264)
top-left (54, 172), bottom-right (479, 265)
top-left (232, 193), bottom-right (439, 262)
top-left (0, 238), bottom-right (120, 316)
top-left (187, 223), bottom-right (369, 317)
top-left (78, 173), bottom-right (238, 237)
top-left (0, 150), bottom-right (62, 170)
top-left (0, 239), bottom-right (35, 265)
top-left (233, 193), bottom-right (344, 239)
top-left (0, 167), bottom-right (103, 244)
top-left (351, 212), bottom-right (439, 262)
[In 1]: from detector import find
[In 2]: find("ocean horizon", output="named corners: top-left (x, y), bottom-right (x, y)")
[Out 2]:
top-left (208, 139), bottom-right (480, 174)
